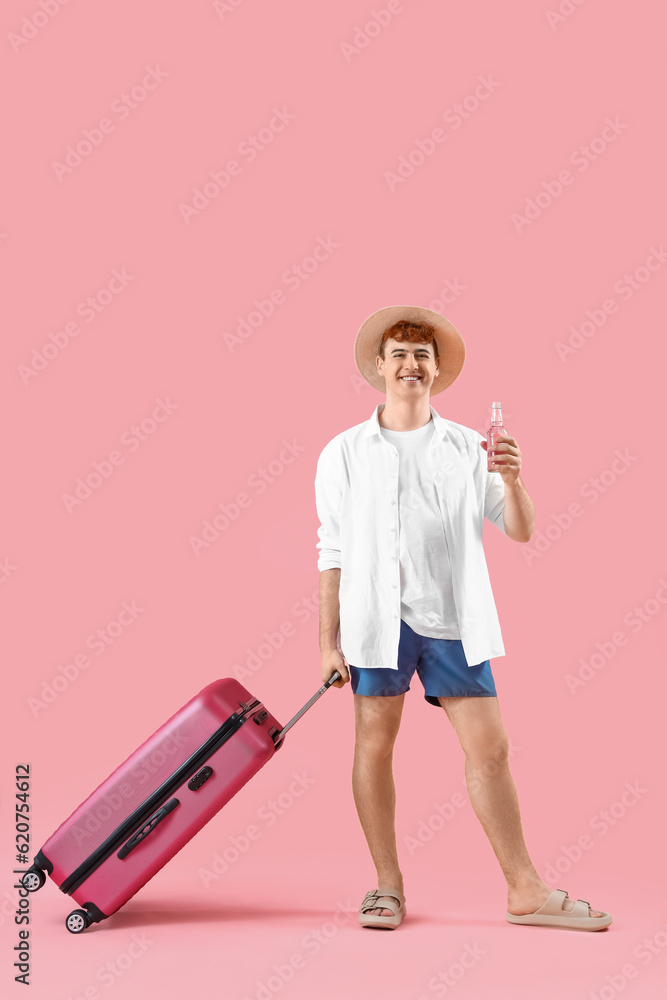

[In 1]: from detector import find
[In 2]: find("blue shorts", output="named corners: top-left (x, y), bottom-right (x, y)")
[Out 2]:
top-left (348, 619), bottom-right (497, 705)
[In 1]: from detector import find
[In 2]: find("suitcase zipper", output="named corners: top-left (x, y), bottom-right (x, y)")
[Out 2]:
top-left (59, 700), bottom-right (261, 896)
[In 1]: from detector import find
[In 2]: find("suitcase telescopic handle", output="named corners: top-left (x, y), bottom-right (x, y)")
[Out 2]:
top-left (273, 670), bottom-right (341, 747)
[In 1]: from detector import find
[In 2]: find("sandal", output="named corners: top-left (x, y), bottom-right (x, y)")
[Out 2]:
top-left (505, 888), bottom-right (612, 931)
top-left (358, 887), bottom-right (407, 930)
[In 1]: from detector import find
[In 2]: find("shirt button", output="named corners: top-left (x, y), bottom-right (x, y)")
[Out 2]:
top-left (391, 500), bottom-right (396, 504)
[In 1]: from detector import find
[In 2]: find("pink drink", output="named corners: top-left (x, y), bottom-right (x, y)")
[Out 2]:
top-left (486, 401), bottom-right (505, 473)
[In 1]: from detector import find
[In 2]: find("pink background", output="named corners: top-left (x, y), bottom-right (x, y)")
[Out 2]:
top-left (2, 1), bottom-right (665, 997)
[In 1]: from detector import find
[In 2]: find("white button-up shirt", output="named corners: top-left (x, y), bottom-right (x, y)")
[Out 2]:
top-left (315, 402), bottom-right (507, 668)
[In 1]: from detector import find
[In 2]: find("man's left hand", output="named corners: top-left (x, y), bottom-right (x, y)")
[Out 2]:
top-left (481, 434), bottom-right (522, 486)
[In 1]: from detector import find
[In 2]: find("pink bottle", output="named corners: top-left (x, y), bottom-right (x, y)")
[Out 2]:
top-left (486, 401), bottom-right (505, 473)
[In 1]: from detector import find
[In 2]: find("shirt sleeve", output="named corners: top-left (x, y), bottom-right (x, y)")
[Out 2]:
top-left (314, 442), bottom-right (343, 570)
top-left (484, 462), bottom-right (507, 534)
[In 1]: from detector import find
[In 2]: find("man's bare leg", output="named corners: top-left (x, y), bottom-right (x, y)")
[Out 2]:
top-left (437, 695), bottom-right (605, 917)
top-left (352, 692), bottom-right (406, 917)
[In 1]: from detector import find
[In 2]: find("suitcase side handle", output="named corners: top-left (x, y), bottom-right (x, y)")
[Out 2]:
top-left (117, 797), bottom-right (180, 860)
top-left (272, 670), bottom-right (341, 748)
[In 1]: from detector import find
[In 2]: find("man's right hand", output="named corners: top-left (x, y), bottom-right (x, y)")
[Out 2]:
top-left (321, 648), bottom-right (350, 688)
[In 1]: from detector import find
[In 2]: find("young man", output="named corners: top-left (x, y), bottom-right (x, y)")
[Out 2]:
top-left (315, 305), bottom-right (611, 932)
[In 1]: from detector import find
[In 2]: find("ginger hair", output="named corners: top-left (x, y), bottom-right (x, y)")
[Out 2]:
top-left (378, 320), bottom-right (439, 362)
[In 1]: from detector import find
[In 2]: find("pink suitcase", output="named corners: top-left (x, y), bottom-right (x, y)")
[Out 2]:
top-left (22, 673), bottom-right (338, 932)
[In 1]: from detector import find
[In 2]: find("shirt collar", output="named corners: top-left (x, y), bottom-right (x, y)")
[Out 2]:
top-left (361, 402), bottom-right (449, 441)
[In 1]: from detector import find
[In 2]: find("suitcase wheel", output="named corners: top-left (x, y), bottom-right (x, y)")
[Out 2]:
top-left (21, 868), bottom-right (46, 892)
top-left (65, 909), bottom-right (91, 934)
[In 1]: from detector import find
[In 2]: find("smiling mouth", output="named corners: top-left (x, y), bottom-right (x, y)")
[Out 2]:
top-left (400, 375), bottom-right (422, 381)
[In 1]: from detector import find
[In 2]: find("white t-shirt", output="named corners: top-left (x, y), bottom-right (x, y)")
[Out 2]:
top-left (379, 417), bottom-right (460, 639)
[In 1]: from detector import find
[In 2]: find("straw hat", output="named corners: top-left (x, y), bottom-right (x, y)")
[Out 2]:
top-left (354, 304), bottom-right (466, 396)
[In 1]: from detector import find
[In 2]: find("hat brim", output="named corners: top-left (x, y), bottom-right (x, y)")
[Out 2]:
top-left (354, 305), bottom-right (465, 395)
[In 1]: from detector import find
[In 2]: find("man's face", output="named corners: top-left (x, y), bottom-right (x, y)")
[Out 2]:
top-left (376, 338), bottom-right (439, 397)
